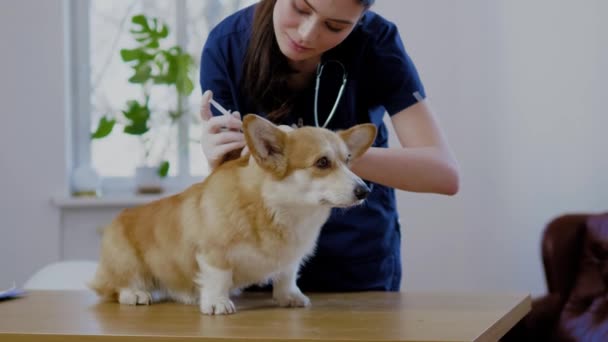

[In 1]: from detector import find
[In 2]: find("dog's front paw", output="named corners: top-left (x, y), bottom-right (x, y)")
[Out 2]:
top-left (118, 289), bottom-right (152, 305)
top-left (200, 297), bottom-right (236, 315)
top-left (274, 291), bottom-right (311, 308)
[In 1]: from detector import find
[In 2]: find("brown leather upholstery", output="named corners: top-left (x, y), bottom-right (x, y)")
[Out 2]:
top-left (504, 212), bottom-right (608, 342)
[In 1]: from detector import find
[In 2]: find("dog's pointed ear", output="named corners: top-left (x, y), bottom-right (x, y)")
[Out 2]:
top-left (339, 123), bottom-right (377, 160)
top-left (242, 114), bottom-right (288, 175)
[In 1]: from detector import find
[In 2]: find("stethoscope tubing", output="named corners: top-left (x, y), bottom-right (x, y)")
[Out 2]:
top-left (314, 60), bottom-right (348, 128)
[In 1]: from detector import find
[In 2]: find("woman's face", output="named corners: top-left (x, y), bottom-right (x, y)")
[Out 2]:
top-left (273, 0), bottom-right (365, 67)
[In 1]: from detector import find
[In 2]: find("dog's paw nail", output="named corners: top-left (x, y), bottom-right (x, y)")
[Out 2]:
top-left (136, 291), bottom-right (152, 305)
top-left (200, 298), bottom-right (236, 315)
top-left (274, 292), bottom-right (311, 308)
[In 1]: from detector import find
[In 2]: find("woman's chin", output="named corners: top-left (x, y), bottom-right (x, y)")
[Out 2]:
top-left (278, 43), bottom-right (311, 62)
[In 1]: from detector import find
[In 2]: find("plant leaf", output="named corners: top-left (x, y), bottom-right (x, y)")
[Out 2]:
top-left (129, 64), bottom-right (152, 83)
top-left (159, 24), bottom-right (169, 38)
top-left (176, 53), bottom-right (194, 95)
top-left (123, 122), bottom-right (149, 135)
top-left (91, 117), bottom-right (116, 139)
top-left (122, 100), bottom-right (150, 135)
top-left (120, 48), bottom-right (141, 62)
top-left (123, 101), bottom-right (149, 120)
top-left (131, 14), bottom-right (148, 29)
top-left (129, 14), bottom-right (167, 51)
top-left (145, 40), bottom-right (160, 49)
top-left (157, 161), bottom-right (169, 178)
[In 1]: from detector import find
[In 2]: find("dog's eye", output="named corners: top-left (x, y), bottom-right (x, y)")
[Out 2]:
top-left (315, 157), bottom-right (331, 169)
top-left (346, 154), bottom-right (352, 163)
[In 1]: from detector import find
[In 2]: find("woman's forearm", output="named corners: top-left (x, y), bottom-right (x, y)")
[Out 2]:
top-left (351, 146), bottom-right (460, 195)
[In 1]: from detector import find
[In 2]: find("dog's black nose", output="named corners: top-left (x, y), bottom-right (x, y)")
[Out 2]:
top-left (354, 184), bottom-right (371, 200)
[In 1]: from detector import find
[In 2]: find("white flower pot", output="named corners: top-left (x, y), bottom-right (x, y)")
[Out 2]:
top-left (134, 166), bottom-right (164, 194)
top-left (71, 165), bottom-right (101, 197)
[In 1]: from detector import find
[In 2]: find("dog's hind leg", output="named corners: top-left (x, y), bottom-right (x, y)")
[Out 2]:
top-left (89, 222), bottom-right (156, 304)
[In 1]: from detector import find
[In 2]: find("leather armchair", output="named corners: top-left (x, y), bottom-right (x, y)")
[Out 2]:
top-left (504, 212), bottom-right (608, 341)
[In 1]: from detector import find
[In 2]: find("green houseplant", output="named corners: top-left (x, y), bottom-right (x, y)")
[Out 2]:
top-left (91, 14), bottom-right (195, 193)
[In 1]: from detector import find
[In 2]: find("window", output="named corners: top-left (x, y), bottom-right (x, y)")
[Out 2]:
top-left (68, 0), bottom-right (256, 194)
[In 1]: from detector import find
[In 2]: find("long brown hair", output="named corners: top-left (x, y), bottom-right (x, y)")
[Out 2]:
top-left (242, 0), bottom-right (292, 123)
top-left (242, 0), bottom-right (375, 123)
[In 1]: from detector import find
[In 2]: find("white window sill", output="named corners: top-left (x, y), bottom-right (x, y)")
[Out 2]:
top-left (53, 174), bottom-right (208, 209)
top-left (51, 193), bottom-right (175, 209)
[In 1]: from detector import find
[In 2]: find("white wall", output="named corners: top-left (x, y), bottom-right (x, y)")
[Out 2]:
top-left (0, 0), bottom-right (67, 286)
top-left (376, 0), bottom-right (608, 295)
top-left (1, 0), bottom-right (607, 297)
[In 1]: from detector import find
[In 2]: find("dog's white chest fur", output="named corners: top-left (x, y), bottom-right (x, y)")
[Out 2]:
top-left (228, 207), bottom-right (330, 288)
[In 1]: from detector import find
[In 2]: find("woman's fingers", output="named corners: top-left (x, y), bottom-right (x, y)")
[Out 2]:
top-left (205, 114), bottom-right (243, 134)
top-left (210, 130), bottom-right (245, 146)
top-left (210, 141), bottom-right (247, 163)
top-left (200, 90), bottom-right (213, 121)
top-left (199, 93), bottom-right (245, 170)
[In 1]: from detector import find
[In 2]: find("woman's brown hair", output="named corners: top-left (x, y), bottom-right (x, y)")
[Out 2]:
top-left (242, 0), bottom-right (291, 123)
top-left (241, 0), bottom-right (375, 123)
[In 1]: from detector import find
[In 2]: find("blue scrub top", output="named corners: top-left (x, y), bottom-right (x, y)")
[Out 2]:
top-left (200, 5), bottom-right (426, 291)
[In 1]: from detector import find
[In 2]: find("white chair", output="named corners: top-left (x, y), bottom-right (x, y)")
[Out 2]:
top-left (24, 260), bottom-right (98, 290)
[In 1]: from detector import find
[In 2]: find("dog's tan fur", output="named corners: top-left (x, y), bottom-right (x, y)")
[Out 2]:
top-left (89, 114), bottom-right (376, 314)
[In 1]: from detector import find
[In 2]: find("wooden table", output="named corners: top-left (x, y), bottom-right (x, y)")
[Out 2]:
top-left (0, 290), bottom-right (530, 342)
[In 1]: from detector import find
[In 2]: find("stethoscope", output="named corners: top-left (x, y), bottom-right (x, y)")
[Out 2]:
top-left (314, 60), bottom-right (347, 128)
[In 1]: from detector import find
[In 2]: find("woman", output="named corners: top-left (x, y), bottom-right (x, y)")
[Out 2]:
top-left (199, 0), bottom-right (459, 291)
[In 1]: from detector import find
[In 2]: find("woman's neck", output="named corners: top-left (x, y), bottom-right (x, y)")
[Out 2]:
top-left (289, 56), bottom-right (320, 75)
top-left (288, 57), bottom-right (320, 90)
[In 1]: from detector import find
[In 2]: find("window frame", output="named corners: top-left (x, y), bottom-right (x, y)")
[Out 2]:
top-left (67, 0), bottom-right (205, 196)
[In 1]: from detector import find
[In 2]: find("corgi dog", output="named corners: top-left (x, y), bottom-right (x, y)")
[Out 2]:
top-left (89, 114), bottom-right (377, 315)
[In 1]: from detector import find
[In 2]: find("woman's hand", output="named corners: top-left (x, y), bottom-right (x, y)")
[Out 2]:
top-left (200, 90), bottom-right (246, 171)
